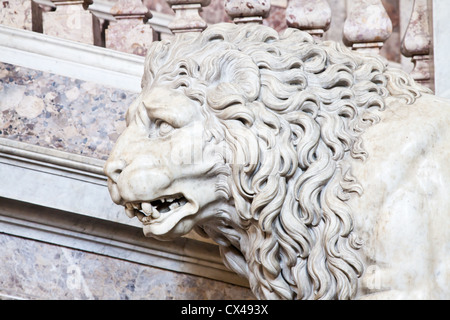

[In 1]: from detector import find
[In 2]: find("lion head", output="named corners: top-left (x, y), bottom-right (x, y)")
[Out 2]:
top-left (104, 23), bottom-right (427, 299)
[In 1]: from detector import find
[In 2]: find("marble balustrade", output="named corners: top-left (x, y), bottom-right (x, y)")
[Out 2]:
top-left (0, 1), bottom-right (433, 72)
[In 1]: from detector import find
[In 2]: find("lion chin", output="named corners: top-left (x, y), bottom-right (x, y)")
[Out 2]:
top-left (104, 23), bottom-right (450, 300)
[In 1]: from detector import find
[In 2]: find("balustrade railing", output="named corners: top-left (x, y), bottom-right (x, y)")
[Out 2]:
top-left (0, 0), bottom-right (435, 89)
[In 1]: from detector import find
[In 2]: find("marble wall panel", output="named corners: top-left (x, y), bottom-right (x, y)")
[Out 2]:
top-left (106, 19), bottom-right (153, 56)
top-left (0, 233), bottom-right (254, 300)
top-left (0, 62), bottom-right (136, 160)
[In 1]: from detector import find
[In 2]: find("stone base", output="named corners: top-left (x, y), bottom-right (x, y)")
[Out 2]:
top-left (106, 20), bottom-right (153, 56)
top-left (0, 233), bottom-right (254, 300)
top-left (43, 5), bottom-right (101, 45)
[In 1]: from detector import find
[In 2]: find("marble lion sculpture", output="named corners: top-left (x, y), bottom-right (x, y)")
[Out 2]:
top-left (104, 23), bottom-right (449, 300)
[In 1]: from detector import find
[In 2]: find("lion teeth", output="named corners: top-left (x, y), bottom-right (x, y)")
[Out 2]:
top-left (152, 208), bottom-right (161, 219)
top-left (142, 216), bottom-right (151, 224)
top-left (141, 202), bottom-right (153, 216)
top-left (169, 202), bottom-right (180, 210)
top-left (124, 195), bottom-right (189, 223)
top-left (125, 206), bottom-right (135, 218)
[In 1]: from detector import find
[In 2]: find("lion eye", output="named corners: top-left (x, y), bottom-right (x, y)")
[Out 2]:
top-left (155, 120), bottom-right (174, 136)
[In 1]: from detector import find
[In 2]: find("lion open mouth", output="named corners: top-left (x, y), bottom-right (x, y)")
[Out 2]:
top-left (125, 194), bottom-right (189, 225)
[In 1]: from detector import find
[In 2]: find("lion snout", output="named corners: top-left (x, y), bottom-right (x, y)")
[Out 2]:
top-left (104, 159), bottom-right (127, 184)
top-left (109, 161), bottom-right (174, 204)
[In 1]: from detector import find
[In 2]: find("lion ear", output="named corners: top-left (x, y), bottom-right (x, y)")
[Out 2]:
top-left (205, 50), bottom-right (260, 110)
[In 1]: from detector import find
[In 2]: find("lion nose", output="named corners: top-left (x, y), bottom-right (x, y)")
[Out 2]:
top-left (104, 159), bottom-right (127, 183)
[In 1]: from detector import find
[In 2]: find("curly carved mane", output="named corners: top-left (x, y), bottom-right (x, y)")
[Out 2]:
top-left (141, 23), bottom-right (430, 299)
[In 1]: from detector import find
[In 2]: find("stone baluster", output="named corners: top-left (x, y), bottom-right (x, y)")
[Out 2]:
top-left (166, 0), bottom-right (211, 33)
top-left (0, 0), bottom-right (32, 30)
top-left (31, 0), bottom-right (55, 33)
top-left (224, 0), bottom-right (271, 24)
top-left (43, 0), bottom-right (101, 45)
top-left (343, 0), bottom-right (392, 55)
top-left (105, 0), bottom-right (153, 56)
top-left (285, 0), bottom-right (332, 38)
top-left (401, 0), bottom-right (432, 88)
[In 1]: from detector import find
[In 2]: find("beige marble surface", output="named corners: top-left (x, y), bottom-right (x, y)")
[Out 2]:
top-left (0, 233), bottom-right (254, 300)
top-left (0, 0), bottom-right (32, 30)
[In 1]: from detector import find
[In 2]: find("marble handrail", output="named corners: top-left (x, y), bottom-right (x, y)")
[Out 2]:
top-left (0, 24), bottom-right (144, 92)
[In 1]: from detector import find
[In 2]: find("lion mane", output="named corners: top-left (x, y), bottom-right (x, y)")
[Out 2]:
top-left (141, 23), bottom-right (429, 300)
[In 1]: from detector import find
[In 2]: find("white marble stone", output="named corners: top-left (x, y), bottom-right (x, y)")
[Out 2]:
top-left (432, 0), bottom-right (450, 98)
top-left (104, 23), bottom-right (450, 300)
top-left (348, 93), bottom-right (450, 299)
